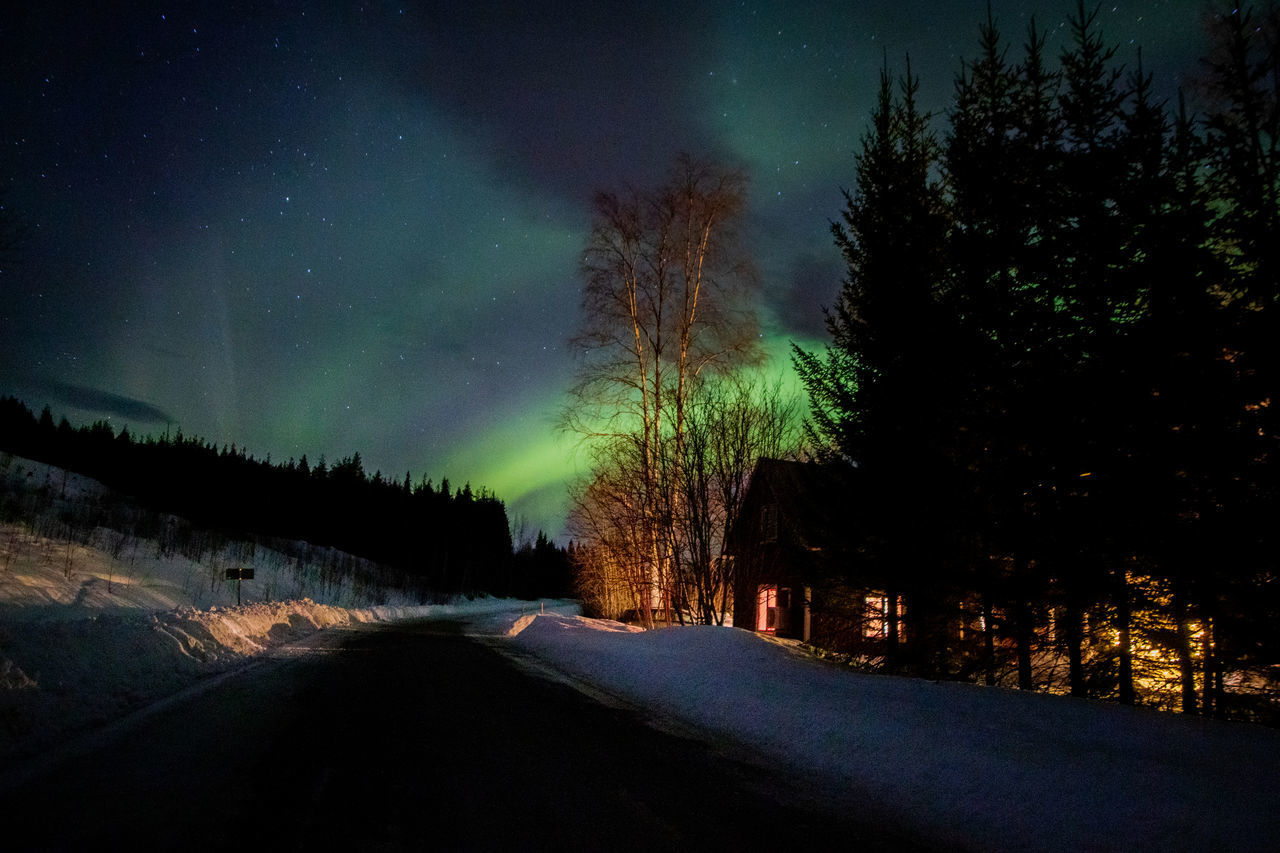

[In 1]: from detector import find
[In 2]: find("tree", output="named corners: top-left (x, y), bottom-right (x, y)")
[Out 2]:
top-left (1048, 0), bottom-right (1137, 701)
top-left (782, 1), bottom-right (1280, 719)
top-left (943, 4), bottom-right (1145, 697)
top-left (568, 442), bottom-right (659, 621)
top-left (794, 60), bottom-right (958, 672)
top-left (944, 11), bottom-right (1065, 688)
top-left (566, 154), bottom-right (763, 626)
top-left (1200, 3), bottom-right (1280, 310)
top-left (1193, 2), bottom-right (1280, 717)
top-left (671, 372), bottom-right (804, 624)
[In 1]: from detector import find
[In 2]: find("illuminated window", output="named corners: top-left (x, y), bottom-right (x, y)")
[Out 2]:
top-left (756, 584), bottom-right (777, 632)
top-left (864, 593), bottom-right (906, 639)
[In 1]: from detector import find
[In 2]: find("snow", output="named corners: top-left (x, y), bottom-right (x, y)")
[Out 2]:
top-left (478, 611), bottom-right (1280, 853)
top-left (0, 456), bottom-right (556, 759)
top-left (3, 456), bottom-right (1279, 851)
top-left (0, 558), bottom-right (547, 762)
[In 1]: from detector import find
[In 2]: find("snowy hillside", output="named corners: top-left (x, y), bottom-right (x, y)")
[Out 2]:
top-left (0, 550), bottom-right (541, 762)
top-left (0, 455), bottom-right (543, 759)
top-left (0, 455), bottom-right (429, 613)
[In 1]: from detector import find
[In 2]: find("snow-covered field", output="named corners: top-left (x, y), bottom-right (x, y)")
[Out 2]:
top-left (3, 457), bottom-right (1279, 852)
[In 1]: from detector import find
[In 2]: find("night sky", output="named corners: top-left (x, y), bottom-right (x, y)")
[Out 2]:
top-left (1, 1), bottom-right (1206, 537)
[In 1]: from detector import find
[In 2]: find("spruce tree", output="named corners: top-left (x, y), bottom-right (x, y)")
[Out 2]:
top-left (794, 61), bottom-right (955, 673)
top-left (1197, 3), bottom-right (1280, 716)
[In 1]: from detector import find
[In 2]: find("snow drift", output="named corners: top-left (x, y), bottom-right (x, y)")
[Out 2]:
top-left (489, 611), bottom-right (1280, 853)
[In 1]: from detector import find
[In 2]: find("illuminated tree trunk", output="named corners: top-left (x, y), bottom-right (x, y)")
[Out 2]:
top-left (1174, 574), bottom-right (1198, 714)
top-left (1065, 591), bottom-right (1085, 697)
top-left (885, 587), bottom-right (900, 673)
top-left (1202, 614), bottom-right (1219, 717)
top-left (982, 591), bottom-right (997, 686)
top-left (1114, 568), bottom-right (1135, 705)
top-left (1015, 556), bottom-right (1034, 691)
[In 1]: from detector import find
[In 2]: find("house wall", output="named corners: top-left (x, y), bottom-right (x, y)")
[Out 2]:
top-left (728, 460), bottom-right (843, 645)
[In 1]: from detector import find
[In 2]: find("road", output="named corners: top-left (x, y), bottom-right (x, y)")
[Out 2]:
top-left (5, 619), bottom-right (931, 851)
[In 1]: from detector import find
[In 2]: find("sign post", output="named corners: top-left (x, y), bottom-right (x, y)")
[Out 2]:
top-left (224, 567), bottom-right (255, 605)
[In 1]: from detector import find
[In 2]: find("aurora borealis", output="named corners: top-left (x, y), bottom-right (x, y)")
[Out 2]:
top-left (1, 1), bottom-right (1205, 536)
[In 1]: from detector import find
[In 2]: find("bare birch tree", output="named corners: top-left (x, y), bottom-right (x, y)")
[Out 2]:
top-left (565, 155), bottom-right (761, 625)
top-left (673, 373), bottom-right (804, 624)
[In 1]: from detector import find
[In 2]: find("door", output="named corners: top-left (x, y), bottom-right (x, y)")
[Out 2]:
top-left (756, 584), bottom-right (777, 632)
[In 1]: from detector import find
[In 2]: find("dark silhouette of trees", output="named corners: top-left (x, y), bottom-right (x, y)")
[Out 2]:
top-left (511, 531), bottom-right (575, 601)
top-left (0, 396), bottom-right (548, 599)
top-left (793, 58), bottom-right (962, 673)
top-left (795, 2), bottom-right (1280, 722)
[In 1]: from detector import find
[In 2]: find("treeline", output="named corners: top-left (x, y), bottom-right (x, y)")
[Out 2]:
top-left (0, 396), bottom-right (572, 599)
top-left (795, 4), bottom-right (1279, 720)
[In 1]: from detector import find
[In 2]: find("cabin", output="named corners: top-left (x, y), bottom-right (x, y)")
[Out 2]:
top-left (727, 457), bottom-right (914, 654)
top-left (727, 459), bottom-right (855, 644)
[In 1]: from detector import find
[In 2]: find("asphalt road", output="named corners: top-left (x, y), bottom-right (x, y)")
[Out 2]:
top-left (5, 619), bottom-right (931, 851)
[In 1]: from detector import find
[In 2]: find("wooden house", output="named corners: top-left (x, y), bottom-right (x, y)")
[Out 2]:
top-left (728, 457), bottom-right (916, 656)
top-left (727, 458), bottom-right (859, 644)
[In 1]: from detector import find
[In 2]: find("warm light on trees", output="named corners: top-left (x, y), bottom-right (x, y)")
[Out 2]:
top-left (565, 155), bottom-right (801, 626)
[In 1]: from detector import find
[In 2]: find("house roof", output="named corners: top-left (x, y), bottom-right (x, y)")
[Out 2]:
top-left (727, 457), bottom-right (862, 565)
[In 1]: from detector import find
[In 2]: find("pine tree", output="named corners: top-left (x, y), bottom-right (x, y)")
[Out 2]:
top-left (794, 60), bottom-right (955, 672)
top-left (945, 11), bottom-right (1058, 688)
top-left (1196, 3), bottom-right (1280, 717)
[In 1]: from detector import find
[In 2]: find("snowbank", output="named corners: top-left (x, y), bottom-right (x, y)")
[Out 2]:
top-left (493, 612), bottom-right (1280, 853)
top-left (0, 460), bottom-right (569, 763)
top-left (0, 595), bottom-right (558, 761)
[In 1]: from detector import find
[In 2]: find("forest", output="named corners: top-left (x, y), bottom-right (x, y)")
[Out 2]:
top-left (0, 396), bottom-right (572, 601)
top-left (789, 2), bottom-right (1280, 721)
top-left (563, 2), bottom-right (1280, 723)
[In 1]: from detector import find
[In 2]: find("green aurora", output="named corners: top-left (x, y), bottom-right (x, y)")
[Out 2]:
top-left (0, 1), bottom-right (1204, 537)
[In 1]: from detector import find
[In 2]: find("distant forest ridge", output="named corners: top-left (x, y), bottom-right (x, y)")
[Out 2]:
top-left (0, 396), bottom-right (571, 599)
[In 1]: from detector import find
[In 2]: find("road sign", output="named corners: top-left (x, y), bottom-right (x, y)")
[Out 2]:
top-left (225, 567), bottom-right (254, 605)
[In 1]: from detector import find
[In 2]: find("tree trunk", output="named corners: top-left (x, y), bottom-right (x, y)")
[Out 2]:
top-left (1066, 592), bottom-right (1085, 697)
top-left (1173, 574), bottom-right (1198, 714)
top-left (1016, 597), bottom-right (1034, 691)
top-left (1115, 568), bottom-right (1135, 705)
top-left (1201, 614), bottom-right (1216, 717)
top-left (982, 590), bottom-right (997, 686)
top-left (886, 588), bottom-right (900, 673)
top-left (1015, 555), bottom-right (1033, 691)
